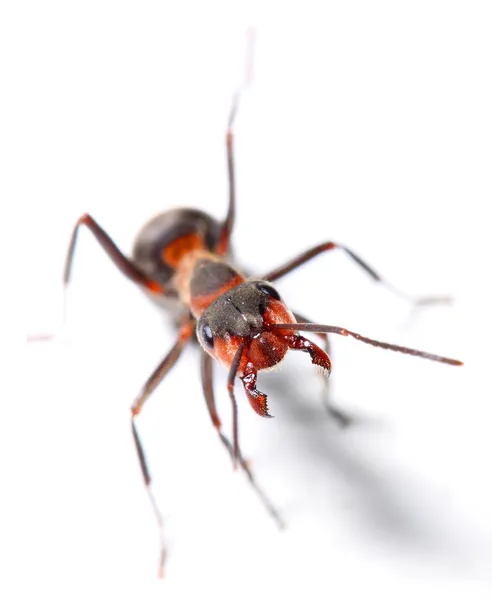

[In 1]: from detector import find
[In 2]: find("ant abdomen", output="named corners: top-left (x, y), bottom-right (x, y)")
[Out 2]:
top-left (132, 208), bottom-right (223, 297)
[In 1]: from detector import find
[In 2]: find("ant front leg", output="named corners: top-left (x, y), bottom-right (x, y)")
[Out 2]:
top-left (262, 241), bottom-right (450, 306)
top-left (293, 312), bottom-right (352, 428)
top-left (200, 352), bottom-right (284, 529)
top-left (130, 319), bottom-right (194, 578)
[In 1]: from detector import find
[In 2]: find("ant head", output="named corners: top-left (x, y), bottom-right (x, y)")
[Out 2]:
top-left (196, 280), bottom-right (296, 373)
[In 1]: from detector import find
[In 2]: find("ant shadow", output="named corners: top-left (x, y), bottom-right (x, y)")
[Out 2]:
top-left (259, 366), bottom-right (480, 571)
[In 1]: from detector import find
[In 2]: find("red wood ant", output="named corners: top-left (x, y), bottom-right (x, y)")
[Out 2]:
top-left (48, 34), bottom-right (463, 577)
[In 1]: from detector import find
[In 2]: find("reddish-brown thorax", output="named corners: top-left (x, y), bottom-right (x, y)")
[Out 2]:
top-left (170, 241), bottom-right (300, 385)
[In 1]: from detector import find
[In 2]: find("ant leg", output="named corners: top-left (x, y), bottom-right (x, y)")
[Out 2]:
top-left (216, 29), bottom-right (256, 256)
top-left (293, 312), bottom-right (351, 427)
top-left (130, 320), bottom-right (194, 578)
top-left (65, 213), bottom-right (164, 294)
top-left (131, 321), bottom-right (194, 416)
top-left (200, 351), bottom-right (284, 528)
top-left (262, 241), bottom-right (450, 306)
top-left (131, 422), bottom-right (167, 578)
top-left (28, 214), bottom-right (164, 342)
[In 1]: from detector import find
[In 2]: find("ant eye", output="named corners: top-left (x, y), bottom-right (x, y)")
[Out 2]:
top-left (256, 283), bottom-right (281, 301)
top-left (198, 321), bottom-right (214, 350)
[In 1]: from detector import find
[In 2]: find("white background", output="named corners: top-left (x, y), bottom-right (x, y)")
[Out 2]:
top-left (4, 1), bottom-right (492, 598)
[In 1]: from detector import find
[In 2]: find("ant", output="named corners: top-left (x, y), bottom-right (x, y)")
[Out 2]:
top-left (40, 32), bottom-right (463, 577)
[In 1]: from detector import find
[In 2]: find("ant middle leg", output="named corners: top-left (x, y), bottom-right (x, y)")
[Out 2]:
top-left (262, 241), bottom-right (450, 306)
top-left (130, 319), bottom-right (194, 578)
top-left (200, 351), bottom-right (284, 529)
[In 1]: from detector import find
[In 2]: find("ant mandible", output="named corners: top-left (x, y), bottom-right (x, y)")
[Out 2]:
top-left (56, 32), bottom-right (462, 576)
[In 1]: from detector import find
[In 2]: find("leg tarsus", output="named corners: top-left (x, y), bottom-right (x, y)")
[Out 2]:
top-left (129, 320), bottom-right (194, 577)
top-left (131, 420), bottom-right (167, 578)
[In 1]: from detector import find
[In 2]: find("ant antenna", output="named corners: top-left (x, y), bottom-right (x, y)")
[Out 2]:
top-left (228, 27), bottom-right (257, 129)
top-left (269, 323), bottom-right (463, 366)
top-left (218, 28), bottom-right (257, 256)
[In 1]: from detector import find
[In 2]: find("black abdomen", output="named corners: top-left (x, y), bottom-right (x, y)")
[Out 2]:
top-left (132, 208), bottom-right (222, 297)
